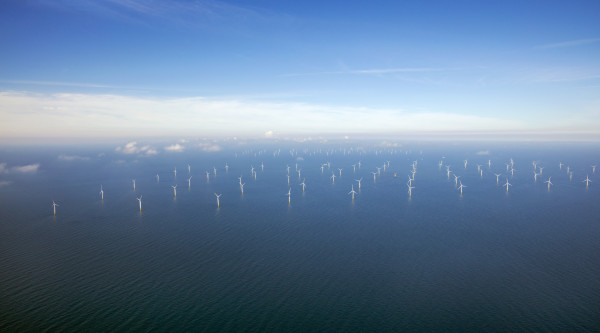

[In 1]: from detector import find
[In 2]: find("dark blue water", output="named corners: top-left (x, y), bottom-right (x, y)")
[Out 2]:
top-left (1, 142), bottom-right (599, 332)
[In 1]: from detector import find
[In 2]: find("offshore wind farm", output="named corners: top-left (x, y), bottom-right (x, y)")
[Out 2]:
top-left (1, 0), bottom-right (600, 331)
top-left (1, 141), bottom-right (600, 331)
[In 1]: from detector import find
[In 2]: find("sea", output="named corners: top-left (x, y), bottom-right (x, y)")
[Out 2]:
top-left (1, 141), bottom-right (599, 332)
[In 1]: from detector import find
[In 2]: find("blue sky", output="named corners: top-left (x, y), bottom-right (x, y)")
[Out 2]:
top-left (1, 0), bottom-right (599, 140)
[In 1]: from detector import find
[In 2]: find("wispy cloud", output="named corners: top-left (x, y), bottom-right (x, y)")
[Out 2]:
top-left (0, 162), bottom-right (40, 174)
top-left (4, 90), bottom-right (596, 139)
top-left (284, 67), bottom-right (444, 77)
top-left (11, 163), bottom-right (40, 173)
top-left (164, 143), bottom-right (185, 152)
top-left (476, 150), bottom-right (490, 155)
top-left (0, 180), bottom-right (11, 187)
top-left (197, 142), bottom-right (221, 152)
top-left (534, 38), bottom-right (600, 49)
top-left (115, 141), bottom-right (157, 155)
top-left (58, 154), bottom-right (90, 161)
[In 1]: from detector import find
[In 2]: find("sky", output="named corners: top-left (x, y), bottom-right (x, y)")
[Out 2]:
top-left (0, 0), bottom-right (599, 141)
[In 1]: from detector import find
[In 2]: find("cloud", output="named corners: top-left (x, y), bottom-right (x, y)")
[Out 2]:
top-left (284, 67), bottom-right (445, 77)
top-left (534, 38), bottom-right (600, 50)
top-left (197, 143), bottom-right (221, 152)
top-left (58, 154), bottom-right (90, 161)
top-left (115, 141), bottom-right (157, 155)
top-left (0, 91), bottom-right (535, 139)
top-left (0, 163), bottom-right (6, 174)
top-left (165, 143), bottom-right (184, 152)
top-left (264, 130), bottom-right (274, 138)
top-left (0, 180), bottom-right (11, 187)
top-left (11, 163), bottom-right (40, 173)
top-left (476, 150), bottom-right (490, 155)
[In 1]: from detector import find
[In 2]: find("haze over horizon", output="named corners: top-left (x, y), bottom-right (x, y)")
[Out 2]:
top-left (1, 0), bottom-right (599, 141)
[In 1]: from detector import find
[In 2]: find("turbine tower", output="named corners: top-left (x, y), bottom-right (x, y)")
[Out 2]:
top-left (214, 193), bottom-right (222, 207)
top-left (52, 201), bottom-right (59, 215)
top-left (137, 196), bottom-right (142, 211)
top-left (348, 185), bottom-right (357, 200)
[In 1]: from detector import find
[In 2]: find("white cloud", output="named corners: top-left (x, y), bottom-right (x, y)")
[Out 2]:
top-left (0, 163), bottom-right (6, 174)
top-left (197, 143), bottom-right (221, 152)
top-left (11, 163), bottom-right (40, 173)
top-left (4, 90), bottom-right (588, 139)
top-left (58, 154), bottom-right (90, 161)
top-left (476, 150), bottom-right (490, 155)
top-left (0, 180), bottom-right (11, 187)
top-left (165, 143), bottom-right (184, 152)
top-left (264, 130), bottom-right (274, 138)
top-left (116, 141), bottom-right (157, 155)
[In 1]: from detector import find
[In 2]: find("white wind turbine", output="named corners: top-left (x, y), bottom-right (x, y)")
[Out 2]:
top-left (592, 165), bottom-right (597, 174)
top-left (352, 164), bottom-right (356, 173)
top-left (371, 172), bottom-right (377, 182)
top-left (52, 201), bottom-right (59, 215)
top-left (407, 183), bottom-right (415, 198)
top-left (338, 168), bottom-right (342, 177)
top-left (298, 169), bottom-right (302, 179)
top-left (225, 163), bottom-right (229, 172)
top-left (454, 175), bottom-right (461, 185)
top-left (136, 196), bottom-right (142, 211)
top-left (504, 179), bottom-right (512, 192)
top-left (583, 175), bottom-right (592, 188)
top-left (464, 159), bottom-right (468, 168)
top-left (240, 183), bottom-right (245, 194)
top-left (348, 185), bottom-right (357, 200)
top-left (132, 179), bottom-right (136, 191)
top-left (214, 167), bottom-right (217, 176)
top-left (187, 176), bottom-right (192, 188)
top-left (331, 173), bottom-right (336, 184)
top-left (355, 178), bottom-right (362, 190)
top-left (533, 172), bottom-right (540, 182)
top-left (494, 173), bottom-right (501, 184)
top-left (100, 185), bottom-right (104, 200)
top-left (156, 174), bottom-right (160, 183)
top-left (214, 193), bottom-right (222, 207)
top-left (545, 177), bottom-right (553, 191)
top-left (287, 188), bottom-right (291, 204)
top-left (171, 185), bottom-right (177, 197)
top-left (458, 181), bottom-right (467, 195)
top-left (446, 166), bottom-right (452, 179)
top-left (174, 167), bottom-right (177, 178)
top-left (300, 179), bottom-right (306, 192)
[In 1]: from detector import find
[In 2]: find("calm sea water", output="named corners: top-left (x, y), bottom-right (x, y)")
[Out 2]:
top-left (1, 142), bottom-right (599, 332)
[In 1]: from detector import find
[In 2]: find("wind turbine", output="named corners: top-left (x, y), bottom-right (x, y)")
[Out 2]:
top-left (298, 169), bottom-right (301, 179)
top-left (287, 175), bottom-right (290, 185)
top-left (377, 167), bottom-right (381, 175)
top-left (494, 173), bottom-right (501, 184)
top-left (174, 167), bottom-right (177, 178)
top-left (206, 171), bottom-right (210, 182)
top-left (533, 172), bottom-right (540, 182)
top-left (287, 188), bottom-right (291, 204)
top-left (338, 168), bottom-right (342, 177)
top-left (132, 179), bottom-right (136, 191)
top-left (240, 183), bottom-right (245, 194)
top-left (52, 201), bottom-right (59, 215)
top-left (458, 181), bottom-right (467, 195)
top-left (504, 179), bottom-right (512, 192)
top-left (171, 185), bottom-right (177, 197)
top-left (188, 164), bottom-right (191, 174)
top-left (348, 185), bottom-right (357, 200)
top-left (300, 179), bottom-right (306, 192)
top-left (331, 173), bottom-right (336, 184)
top-left (261, 162), bottom-right (264, 171)
top-left (446, 166), bottom-right (452, 179)
top-left (214, 167), bottom-right (217, 176)
top-left (592, 165), bottom-right (597, 174)
top-left (225, 163), bottom-right (229, 172)
top-left (545, 177), bottom-right (553, 190)
top-left (214, 193), bottom-right (222, 207)
top-left (156, 174), bottom-right (160, 183)
top-left (488, 159), bottom-right (491, 168)
top-left (464, 159), bottom-right (468, 168)
top-left (352, 164), bottom-right (356, 173)
top-left (187, 176), bottom-right (192, 188)
top-left (539, 167), bottom-right (544, 175)
top-left (136, 196), bottom-right (142, 211)
top-left (355, 178), bottom-right (362, 190)
top-left (320, 164), bottom-right (325, 173)
top-left (286, 165), bottom-right (290, 175)
top-left (583, 175), bottom-right (592, 188)
top-left (238, 176), bottom-right (243, 186)
top-left (454, 175), bottom-right (461, 185)
top-left (407, 183), bottom-right (415, 197)
top-left (100, 185), bottom-right (104, 200)
top-left (371, 172), bottom-right (377, 182)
